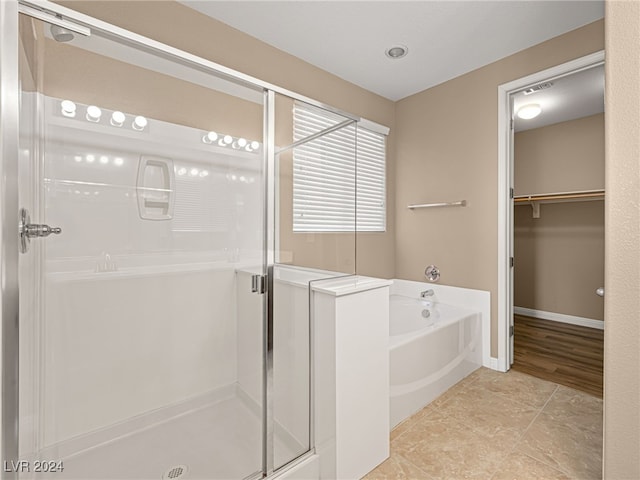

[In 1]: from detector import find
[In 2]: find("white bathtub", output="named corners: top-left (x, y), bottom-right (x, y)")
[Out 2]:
top-left (389, 280), bottom-right (488, 428)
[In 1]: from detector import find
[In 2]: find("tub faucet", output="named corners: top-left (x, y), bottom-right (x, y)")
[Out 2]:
top-left (420, 289), bottom-right (434, 298)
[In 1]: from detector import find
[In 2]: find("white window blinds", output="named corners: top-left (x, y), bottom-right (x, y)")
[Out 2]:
top-left (292, 104), bottom-right (387, 232)
top-left (356, 126), bottom-right (387, 232)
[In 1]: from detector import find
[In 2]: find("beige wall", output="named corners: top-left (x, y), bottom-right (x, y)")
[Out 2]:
top-left (604, 1), bottom-right (640, 478)
top-left (514, 114), bottom-right (605, 196)
top-left (395, 20), bottom-right (604, 357)
top-left (19, 15), bottom-right (38, 92)
top-left (514, 115), bottom-right (605, 321)
top-left (56, 0), bottom-right (396, 279)
top-left (514, 202), bottom-right (604, 320)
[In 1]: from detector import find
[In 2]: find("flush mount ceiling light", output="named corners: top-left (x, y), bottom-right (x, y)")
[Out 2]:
top-left (516, 103), bottom-right (542, 120)
top-left (385, 45), bottom-right (408, 59)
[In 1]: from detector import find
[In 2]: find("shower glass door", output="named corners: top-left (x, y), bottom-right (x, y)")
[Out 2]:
top-left (269, 93), bottom-right (358, 471)
top-left (17, 11), bottom-right (268, 480)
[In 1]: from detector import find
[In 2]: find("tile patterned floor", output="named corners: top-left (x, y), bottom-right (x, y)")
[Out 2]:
top-left (365, 368), bottom-right (603, 480)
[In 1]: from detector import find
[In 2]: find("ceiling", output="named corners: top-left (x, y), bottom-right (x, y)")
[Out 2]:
top-left (513, 64), bottom-right (604, 132)
top-left (179, 1), bottom-right (604, 101)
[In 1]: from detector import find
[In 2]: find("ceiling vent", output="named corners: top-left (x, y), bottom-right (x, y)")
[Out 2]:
top-left (523, 82), bottom-right (554, 95)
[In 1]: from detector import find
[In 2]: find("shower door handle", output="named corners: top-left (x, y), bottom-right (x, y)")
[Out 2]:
top-left (19, 208), bottom-right (62, 253)
top-left (24, 224), bottom-right (62, 237)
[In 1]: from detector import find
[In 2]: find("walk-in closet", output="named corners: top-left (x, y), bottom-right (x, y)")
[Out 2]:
top-left (511, 65), bottom-right (605, 396)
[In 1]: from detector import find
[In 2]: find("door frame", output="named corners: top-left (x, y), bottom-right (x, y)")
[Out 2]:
top-left (496, 50), bottom-right (605, 372)
top-left (0, 0), bottom-right (20, 475)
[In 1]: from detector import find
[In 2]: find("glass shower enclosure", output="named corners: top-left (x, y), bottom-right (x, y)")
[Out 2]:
top-left (1, 2), bottom-right (359, 479)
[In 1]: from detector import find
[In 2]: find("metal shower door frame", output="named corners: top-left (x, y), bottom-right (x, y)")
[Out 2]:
top-left (0, 1), bottom-right (21, 478)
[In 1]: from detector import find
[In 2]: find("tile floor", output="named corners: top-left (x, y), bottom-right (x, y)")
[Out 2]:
top-left (365, 367), bottom-right (603, 480)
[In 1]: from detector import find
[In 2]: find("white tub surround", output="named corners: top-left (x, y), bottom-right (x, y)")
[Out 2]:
top-left (311, 276), bottom-right (392, 480)
top-left (389, 280), bottom-right (489, 428)
top-left (391, 280), bottom-right (491, 368)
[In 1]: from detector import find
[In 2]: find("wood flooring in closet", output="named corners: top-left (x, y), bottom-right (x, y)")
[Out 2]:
top-left (512, 314), bottom-right (604, 397)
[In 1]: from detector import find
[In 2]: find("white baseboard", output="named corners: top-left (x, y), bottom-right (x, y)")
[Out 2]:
top-left (488, 357), bottom-right (499, 371)
top-left (514, 306), bottom-right (604, 330)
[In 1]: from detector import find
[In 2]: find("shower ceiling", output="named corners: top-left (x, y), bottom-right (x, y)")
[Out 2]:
top-left (178, 1), bottom-right (604, 101)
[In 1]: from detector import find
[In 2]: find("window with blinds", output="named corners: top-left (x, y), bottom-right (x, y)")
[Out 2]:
top-left (292, 104), bottom-right (387, 232)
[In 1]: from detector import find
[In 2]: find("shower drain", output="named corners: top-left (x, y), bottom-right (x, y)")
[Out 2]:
top-left (162, 465), bottom-right (189, 479)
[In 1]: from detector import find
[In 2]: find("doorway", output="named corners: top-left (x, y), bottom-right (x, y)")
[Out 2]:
top-left (497, 51), bottom-right (605, 380)
top-left (509, 65), bottom-right (605, 396)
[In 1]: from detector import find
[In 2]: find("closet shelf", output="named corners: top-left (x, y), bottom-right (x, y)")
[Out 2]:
top-left (514, 189), bottom-right (604, 218)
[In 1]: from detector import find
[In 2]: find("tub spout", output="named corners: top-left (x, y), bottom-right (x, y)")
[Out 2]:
top-left (420, 289), bottom-right (434, 298)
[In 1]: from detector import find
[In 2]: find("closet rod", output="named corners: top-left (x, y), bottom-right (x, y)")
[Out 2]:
top-left (513, 189), bottom-right (605, 203)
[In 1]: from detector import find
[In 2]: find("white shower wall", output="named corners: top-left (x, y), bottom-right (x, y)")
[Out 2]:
top-left (44, 267), bottom-right (238, 445)
top-left (41, 96), bottom-right (264, 261)
top-left (24, 94), bottom-right (265, 449)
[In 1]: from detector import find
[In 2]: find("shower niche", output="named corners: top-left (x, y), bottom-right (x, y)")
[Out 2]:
top-left (136, 155), bottom-right (175, 220)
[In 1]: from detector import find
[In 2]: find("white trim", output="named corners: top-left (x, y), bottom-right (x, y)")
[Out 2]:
top-left (497, 79), bottom-right (511, 373)
top-left (489, 357), bottom-right (500, 372)
top-left (514, 307), bottom-right (604, 330)
top-left (358, 118), bottom-right (390, 136)
top-left (497, 51), bottom-right (605, 372)
top-left (483, 309), bottom-right (492, 370)
top-left (19, 4), bottom-right (91, 36)
top-left (272, 453), bottom-right (319, 480)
